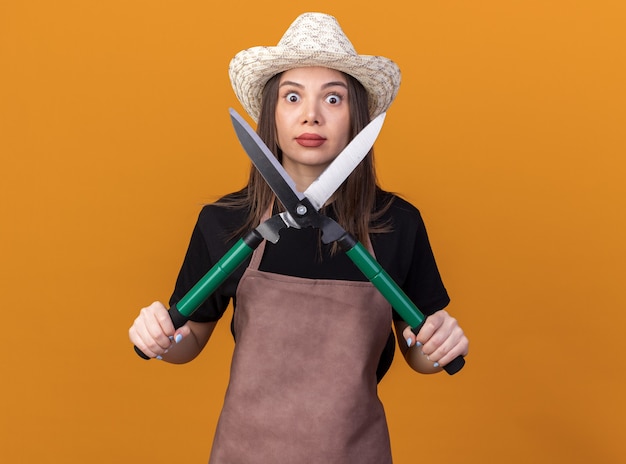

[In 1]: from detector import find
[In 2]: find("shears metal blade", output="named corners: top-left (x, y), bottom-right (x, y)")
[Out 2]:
top-left (229, 109), bottom-right (306, 216)
top-left (303, 112), bottom-right (385, 210)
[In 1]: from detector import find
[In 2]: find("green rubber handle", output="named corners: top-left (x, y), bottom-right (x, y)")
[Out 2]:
top-left (344, 240), bottom-right (465, 375)
top-left (176, 237), bottom-right (255, 317)
top-left (134, 230), bottom-right (263, 360)
top-left (345, 242), bottom-right (425, 329)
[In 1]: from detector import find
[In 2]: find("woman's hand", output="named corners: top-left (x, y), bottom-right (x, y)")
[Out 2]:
top-left (395, 309), bottom-right (469, 374)
top-left (128, 301), bottom-right (187, 360)
top-left (129, 302), bottom-right (216, 363)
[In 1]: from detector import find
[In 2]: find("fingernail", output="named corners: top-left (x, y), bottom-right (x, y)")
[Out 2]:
top-left (407, 338), bottom-right (413, 347)
top-left (415, 341), bottom-right (423, 348)
top-left (433, 362), bottom-right (440, 368)
top-left (175, 334), bottom-right (183, 344)
top-left (156, 355), bottom-right (163, 360)
top-left (168, 335), bottom-right (174, 341)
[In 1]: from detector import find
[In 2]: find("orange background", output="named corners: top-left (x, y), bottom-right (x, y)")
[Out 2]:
top-left (1, 1), bottom-right (625, 463)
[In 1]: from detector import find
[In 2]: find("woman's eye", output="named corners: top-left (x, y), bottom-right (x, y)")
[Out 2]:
top-left (286, 92), bottom-right (300, 103)
top-left (325, 94), bottom-right (342, 105)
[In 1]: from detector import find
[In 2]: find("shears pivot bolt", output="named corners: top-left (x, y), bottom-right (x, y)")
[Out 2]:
top-left (296, 204), bottom-right (308, 216)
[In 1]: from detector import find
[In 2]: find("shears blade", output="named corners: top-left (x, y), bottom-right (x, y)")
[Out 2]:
top-left (304, 112), bottom-right (385, 210)
top-left (229, 109), bottom-right (305, 215)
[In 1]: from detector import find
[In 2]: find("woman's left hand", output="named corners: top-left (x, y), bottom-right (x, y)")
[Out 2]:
top-left (399, 309), bottom-right (469, 373)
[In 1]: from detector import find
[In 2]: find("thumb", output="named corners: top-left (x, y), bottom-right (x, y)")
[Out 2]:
top-left (402, 325), bottom-right (421, 348)
top-left (171, 323), bottom-right (192, 344)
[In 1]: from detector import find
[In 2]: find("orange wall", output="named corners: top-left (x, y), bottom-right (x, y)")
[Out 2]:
top-left (1, 1), bottom-right (625, 463)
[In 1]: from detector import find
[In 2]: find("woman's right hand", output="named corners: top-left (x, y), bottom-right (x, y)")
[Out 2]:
top-left (128, 301), bottom-right (190, 360)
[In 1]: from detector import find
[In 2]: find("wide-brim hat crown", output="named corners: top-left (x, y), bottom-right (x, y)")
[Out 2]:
top-left (229, 12), bottom-right (401, 122)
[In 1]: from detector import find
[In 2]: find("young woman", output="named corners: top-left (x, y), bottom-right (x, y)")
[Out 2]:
top-left (129, 12), bottom-right (469, 463)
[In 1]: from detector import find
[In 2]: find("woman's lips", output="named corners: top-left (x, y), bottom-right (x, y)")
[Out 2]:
top-left (295, 133), bottom-right (326, 147)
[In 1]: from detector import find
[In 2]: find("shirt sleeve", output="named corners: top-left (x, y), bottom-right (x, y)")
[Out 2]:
top-left (400, 209), bottom-right (450, 317)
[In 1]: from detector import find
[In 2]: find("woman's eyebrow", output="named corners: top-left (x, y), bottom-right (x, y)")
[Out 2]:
top-left (279, 80), bottom-right (348, 90)
top-left (279, 80), bottom-right (303, 89)
top-left (322, 81), bottom-right (348, 90)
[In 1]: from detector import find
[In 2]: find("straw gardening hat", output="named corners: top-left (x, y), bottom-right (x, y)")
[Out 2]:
top-left (229, 12), bottom-right (401, 122)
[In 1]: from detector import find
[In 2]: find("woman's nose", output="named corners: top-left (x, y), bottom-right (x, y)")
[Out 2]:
top-left (301, 101), bottom-right (321, 125)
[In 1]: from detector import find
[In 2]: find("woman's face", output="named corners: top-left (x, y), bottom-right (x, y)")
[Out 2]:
top-left (275, 67), bottom-right (351, 183)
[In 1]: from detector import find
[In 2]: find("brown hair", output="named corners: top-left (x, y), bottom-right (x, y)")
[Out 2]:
top-left (220, 71), bottom-right (393, 245)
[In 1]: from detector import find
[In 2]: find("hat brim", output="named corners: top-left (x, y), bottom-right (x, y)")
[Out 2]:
top-left (229, 46), bottom-right (401, 122)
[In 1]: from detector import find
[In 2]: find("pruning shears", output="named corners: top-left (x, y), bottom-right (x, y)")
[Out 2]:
top-left (135, 108), bottom-right (465, 375)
